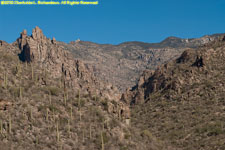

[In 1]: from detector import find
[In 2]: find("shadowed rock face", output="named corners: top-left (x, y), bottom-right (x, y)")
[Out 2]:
top-left (223, 35), bottom-right (225, 41)
top-left (19, 43), bottom-right (32, 62)
top-left (15, 27), bottom-right (122, 102)
top-left (192, 56), bottom-right (204, 67)
top-left (17, 27), bottom-right (48, 63)
top-left (123, 38), bottom-right (225, 150)
top-left (14, 27), bottom-right (131, 120)
top-left (0, 40), bottom-right (8, 47)
top-left (121, 37), bottom-right (225, 105)
top-left (176, 49), bottom-right (196, 63)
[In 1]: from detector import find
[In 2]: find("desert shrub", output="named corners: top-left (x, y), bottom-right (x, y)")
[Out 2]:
top-left (42, 86), bottom-right (60, 96)
top-left (141, 129), bottom-right (153, 139)
top-left (92, 95), bottom-right (100, 101)
top-left (101, 99), bottom-right (108, 111)
top-left (109, 118), bottom-right (120, 128)
top-left (119, 146), bottom-right (128, 150)
top-left (9, 87), bottom-right (20, 97)
top-left (0, 54), bottom-right (17, 62)
top-left (48, 105), bottom-right (59, 112)
top-left (73, 98), bottom-right (85, 107)
top-left (93, 108), bottom-right (105, 123)
top-left (94, 132), bottom-right (109, 148)
top-left (195, 123), bottom-right (225, 136)
top-left (124, 132), bottom-right (131, 140)
top-left (11, 66), bottom-right (18, 75)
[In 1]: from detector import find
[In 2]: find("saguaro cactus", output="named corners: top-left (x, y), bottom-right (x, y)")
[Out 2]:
top-left (67, 119), bottom-right (70, 134)
top-left (56, 121), bottom-right (60, 142)
top-left (64, 92), bottom-right (67, 106)
top-left (49, 91), bottom-right (52, 105)
top-left (0, 120), bottom-right (2, 134)
top-left (78, 90), bottom-right (81, 109)
top-left (9, 116), bottom-right (12, 134)
top-left (31, 63), bottom-right (34, 80)
top-left (79, 110), bottom-right (82, 121)
top-left (46, 109), bottom-right (49, 122)
top-left (89, 124), bottom-right (92, 139)
top-left (19, 86), bottom-right (22, 100)
top-left (101, 131), bottom-right (104, 150)
top-left (82, 130), bottom-right (85, 142)
top-left (53, 109), bottom-right (56, 122)
top-left (70, 106), bottom-right (73, 120)
top-left (30, 108), bottom-right (33, 121)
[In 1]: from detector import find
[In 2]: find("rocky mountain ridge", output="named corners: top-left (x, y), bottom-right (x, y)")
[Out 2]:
top-left (6, 27), bottom-right (223, 92)
top-left (12, 27), bottom-right (121, 102)
top-left (122, 36), bottom-right (225, 150)
top-left (122, 35), bottom-right (225, 104)
top-left (0, 27), bottom-right (168, 150)
top-left (0, 27), bottom-right (224, 150)
top-left (59, 33), bottom-right (224, 91)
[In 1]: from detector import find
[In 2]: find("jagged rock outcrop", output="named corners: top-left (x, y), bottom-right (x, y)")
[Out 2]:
top-left (13, 27), bottom-right (130, 118)
top-left (176, 49), bottom-right (196, 63)
top-left (122, 36), bottom-right (225, 104)
top-left (126, 36), bottom-right (225, 150)
top-left (17, 27), bottom-right (49, 62)
top-left (223, 36), bottom-right (225, 41)
top-left (51, 37), bottom-right (56, 44)
top-left (15, 27), bottom-right (107, 95)
top-left (0, 40), bottom-right (8, 47)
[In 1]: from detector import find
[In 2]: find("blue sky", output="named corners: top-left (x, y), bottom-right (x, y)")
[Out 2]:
top-left (0, 0), bottom-right (225, 44)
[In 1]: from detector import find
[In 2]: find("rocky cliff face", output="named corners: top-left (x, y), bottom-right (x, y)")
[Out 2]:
top-left (13, 27), bottom-right (131, 120)
top-left (122, 36), bottom-right (225, 104)
top-left (1, 26), bottom-right (224, 150)
top-left (14, 27), bottom-right (120, 101)
top-left (0, 27), bottom-right (176, 150)
top-left (58, 33), bottom-right (224, 91)
top-left (123, 36), bottom-right (225, 150)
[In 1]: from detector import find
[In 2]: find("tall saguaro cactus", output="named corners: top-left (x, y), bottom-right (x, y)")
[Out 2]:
top-left (89, 124), bottom-right (92, 139)
top-left (67, 119), bottom-right (70, 134)
top-left (49, 91), bottom-right (52, 105)
top-left (9, 116), bottom-right (12, 134)
top-left (56, 121), bottom-right (60, 142)
top-left (70, 106), bottom-right (73, 120)
top-left (0, 120), bottom-right (3, 134)
top-left (19, 86), bottom-right (22, 100)
top-left (78, 90), bottom-right (81, 110)
top-left (31, 63), bottom-right (34, 80)
top-left (101, 131), bottom-right (105, 150)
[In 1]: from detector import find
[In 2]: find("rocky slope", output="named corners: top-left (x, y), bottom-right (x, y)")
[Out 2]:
top-left (0, 26), bottom-right (224, 150)
top-left (56, 33), bottom-right (223, 91)
top-left (0, 27), bottom-right (176, 150)
top-left (12, 27), bottom-right (121, 101)
top-left (122, 36), bottom-right (225, 150)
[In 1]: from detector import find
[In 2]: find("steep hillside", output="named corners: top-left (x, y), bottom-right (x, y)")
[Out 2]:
top-left (122, 36), bottom-right (225, 150)
top-left (59, 33), bottom-right (223, 91)
top-left (0, 28), bottom-right (174, 150)
top-left (12, 27), bottom-right (120, 101)
top-left (1, 27), bottom-right (224, 150)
